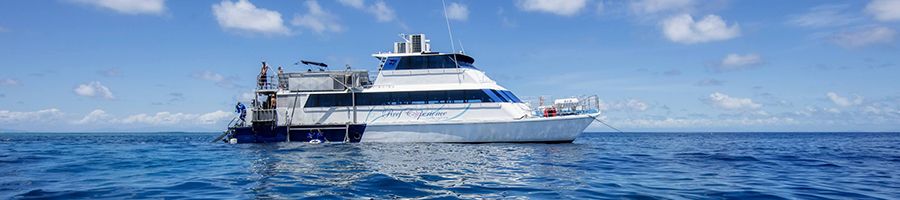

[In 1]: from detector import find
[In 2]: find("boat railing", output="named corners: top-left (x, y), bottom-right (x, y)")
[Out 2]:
top-left (526, 95), bottom-right (601, 117)
top-left (567, 95), bottom-right (601, 115)
top-left (252, 108), bottom-right (277, 123)
top-left (276, 74), bottom-right (289, 89)
top-left (256, 75), bottom-right (281, 91)
top-left (279, 70), bottom-right (371, 92)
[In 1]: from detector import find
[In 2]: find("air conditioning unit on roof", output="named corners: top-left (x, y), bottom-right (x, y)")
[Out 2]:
top-left (393, 34), bottom-right (430, 53)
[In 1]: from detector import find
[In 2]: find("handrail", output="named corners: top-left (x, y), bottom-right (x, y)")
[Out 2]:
top-left (226, 116), bottom-right (238, 128)
top-left (212, 116), bottom-right (239, 143)
top-left (252, 108), bottom-right (277, 122)
top-left (257, 75), bottom-right (281, 90)
top-left (529, 95), bottom-right (602, 117)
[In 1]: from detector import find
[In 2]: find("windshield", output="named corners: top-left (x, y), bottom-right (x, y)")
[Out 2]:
top-left (382, 55), bottom-right (477, 70)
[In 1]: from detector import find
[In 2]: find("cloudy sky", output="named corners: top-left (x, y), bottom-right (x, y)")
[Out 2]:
top-left (1, 0), bottom-right (899, 132)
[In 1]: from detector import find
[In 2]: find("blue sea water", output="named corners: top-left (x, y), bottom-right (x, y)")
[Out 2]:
top-left (1, 132), bottom-right (899, 199)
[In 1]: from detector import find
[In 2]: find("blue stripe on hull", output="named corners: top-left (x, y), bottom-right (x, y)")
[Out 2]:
top-left (230, 125), bottom-right (366, 143)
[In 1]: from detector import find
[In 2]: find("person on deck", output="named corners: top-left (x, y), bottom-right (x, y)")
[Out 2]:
top-left (258, 61), bottom-right (269, 89)
top-left (277, 66), bottom-right (284, 89)
top-left (234, 102), bottom-right (246, 126)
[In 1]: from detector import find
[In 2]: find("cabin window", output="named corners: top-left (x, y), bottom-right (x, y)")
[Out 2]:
top-left (304, 89), bottom-right (517, 107)
top-left (397, 56), bottom-right (425, 70)
top-left (490, 90), bottom-right (509, 102)
top-left (463, 90), bottom-right (492, 103)
top-left (355, 93), bottom-right (371, 106)
top-left (409, 92), bottom-right (427, 104)
top-left (446, 90), bottom-right (465, 103)
top-left (427, 90), bottom-right (447, 104)
top-left (501, 90), bottom-right (523, 103)
top-left (385, 55), bottom-right (475, 70)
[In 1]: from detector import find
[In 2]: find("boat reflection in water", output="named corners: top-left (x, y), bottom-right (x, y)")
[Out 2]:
top-left (240, 142), bottom-right (592, 198)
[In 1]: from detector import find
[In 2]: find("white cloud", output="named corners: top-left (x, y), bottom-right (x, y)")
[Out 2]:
top-left (630, 0), bottom-right (695, 15)
top-left (0, 109), bottom-right (64, 123)
top-left (516, 0), bottom-right (587, 16)
top-left (826, 92), bottom-right (863, 107)
top-left (787, 4), bottom-right (859, 28)
top-left (291, 0), bottom-right (343, 34)
top-left (862, 102), bottom-right (900, 116)
top-left (661, 14), bottom-right (740, 44)
top-left (212, 0), bottom-right (290, 35)
top-left (446, 2), bottom-right (469, 21)
top-left (72, 0), bottom-right (166, 15)
top-left (337, 0), bottom-right (395, 22)
top-left (3, 109), bottom-right (235, 131)
top-left (712, 53), bottom-right (762, 72)
top-left (594, 96), bottom-right (900, 131)
top-left (74, 81), bottom-right (114, 99)
top-left (0, 78), bottom-right (20, 86)
top-left (238, 91), bottom-right (256, 102)
top-left (721, 53), bottom-right (761, 67)
top-left (120, 110), bottom-right (232, 125)
top-left (193, 70), bottom-right (238, 88)
top-left (625, 99), bottom-right (649, 111)
top-left (866, 0), bottom-right (900, 21)
top-left (368, 1), bottom-right (396, 22)
top-left (831, 26), bottom-right (896, 48)
top-left (706, 92), bottom-right (761, 110)
top-left (497, 8), bottom-right (517, 28)
top-left (73, 109), bottom-right (112, 124)
top-left (71, 109), bottom-right (233, 126)
top-left (613, 116), bottom-right (794, 129)
top-left (337, 0), bottom-right (365, 9)
top-left (197, 111), bottom-right (233, 124)
top-left (597, 99), bottom-right (650, 112)
top-left (194, 70), bottom-right (224, 82)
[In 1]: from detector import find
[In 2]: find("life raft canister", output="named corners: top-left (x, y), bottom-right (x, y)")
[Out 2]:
top-left (543, 108), bottom-right (558, 117)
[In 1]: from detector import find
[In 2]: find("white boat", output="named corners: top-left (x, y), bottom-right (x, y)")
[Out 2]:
top-left (224, 34), bottom-right (600, 143)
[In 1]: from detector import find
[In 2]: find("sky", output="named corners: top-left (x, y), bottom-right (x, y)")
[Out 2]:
top-left (1, 0), bottom-right (899, 132)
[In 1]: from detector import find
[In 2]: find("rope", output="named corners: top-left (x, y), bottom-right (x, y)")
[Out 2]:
top-left (441, 0), bottom-right (458, 60)
top-left (441, 0), bottom-right (464, 84)
top-left (590, 115), bottom-right (625, 133)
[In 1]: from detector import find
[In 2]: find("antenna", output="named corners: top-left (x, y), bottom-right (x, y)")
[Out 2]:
top-left (441, 0), bottom-right (460, 69)
top-left (458, 40), bottom-right (466, 54)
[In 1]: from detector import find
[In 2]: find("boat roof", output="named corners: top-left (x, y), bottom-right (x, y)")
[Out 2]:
top-left (371, 52), bottom-right (475, 64)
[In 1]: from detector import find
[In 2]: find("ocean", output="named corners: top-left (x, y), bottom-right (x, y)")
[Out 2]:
top-left (1, 132), bottom-right (899, 199)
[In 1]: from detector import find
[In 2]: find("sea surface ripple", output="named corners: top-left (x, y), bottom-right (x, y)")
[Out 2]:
top-left (1, 132), bottom-right (899, 199)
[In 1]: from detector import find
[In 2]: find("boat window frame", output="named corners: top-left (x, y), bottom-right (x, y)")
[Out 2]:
top-left (381, 54), bottom-right (477, 71)
top-left (304, 89), bottom-right (513, 107)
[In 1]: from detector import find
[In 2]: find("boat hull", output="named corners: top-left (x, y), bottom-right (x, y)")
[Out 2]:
top-left (230, 124), bottom-right (366, 143)
top-left (362, 114), bottom-right (594, 143)
top-left (229, 114), bottom-right (595, 143)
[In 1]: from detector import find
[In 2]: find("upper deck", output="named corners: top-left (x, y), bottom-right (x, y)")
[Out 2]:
top-left (375, 53), bottom-right (476, 71)
top-left (371, 34), bottom-right (478, 71)
top-left (277, 70), bottom-right (371, 92)
top-left (261, 34), bottom-right (501, 94)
